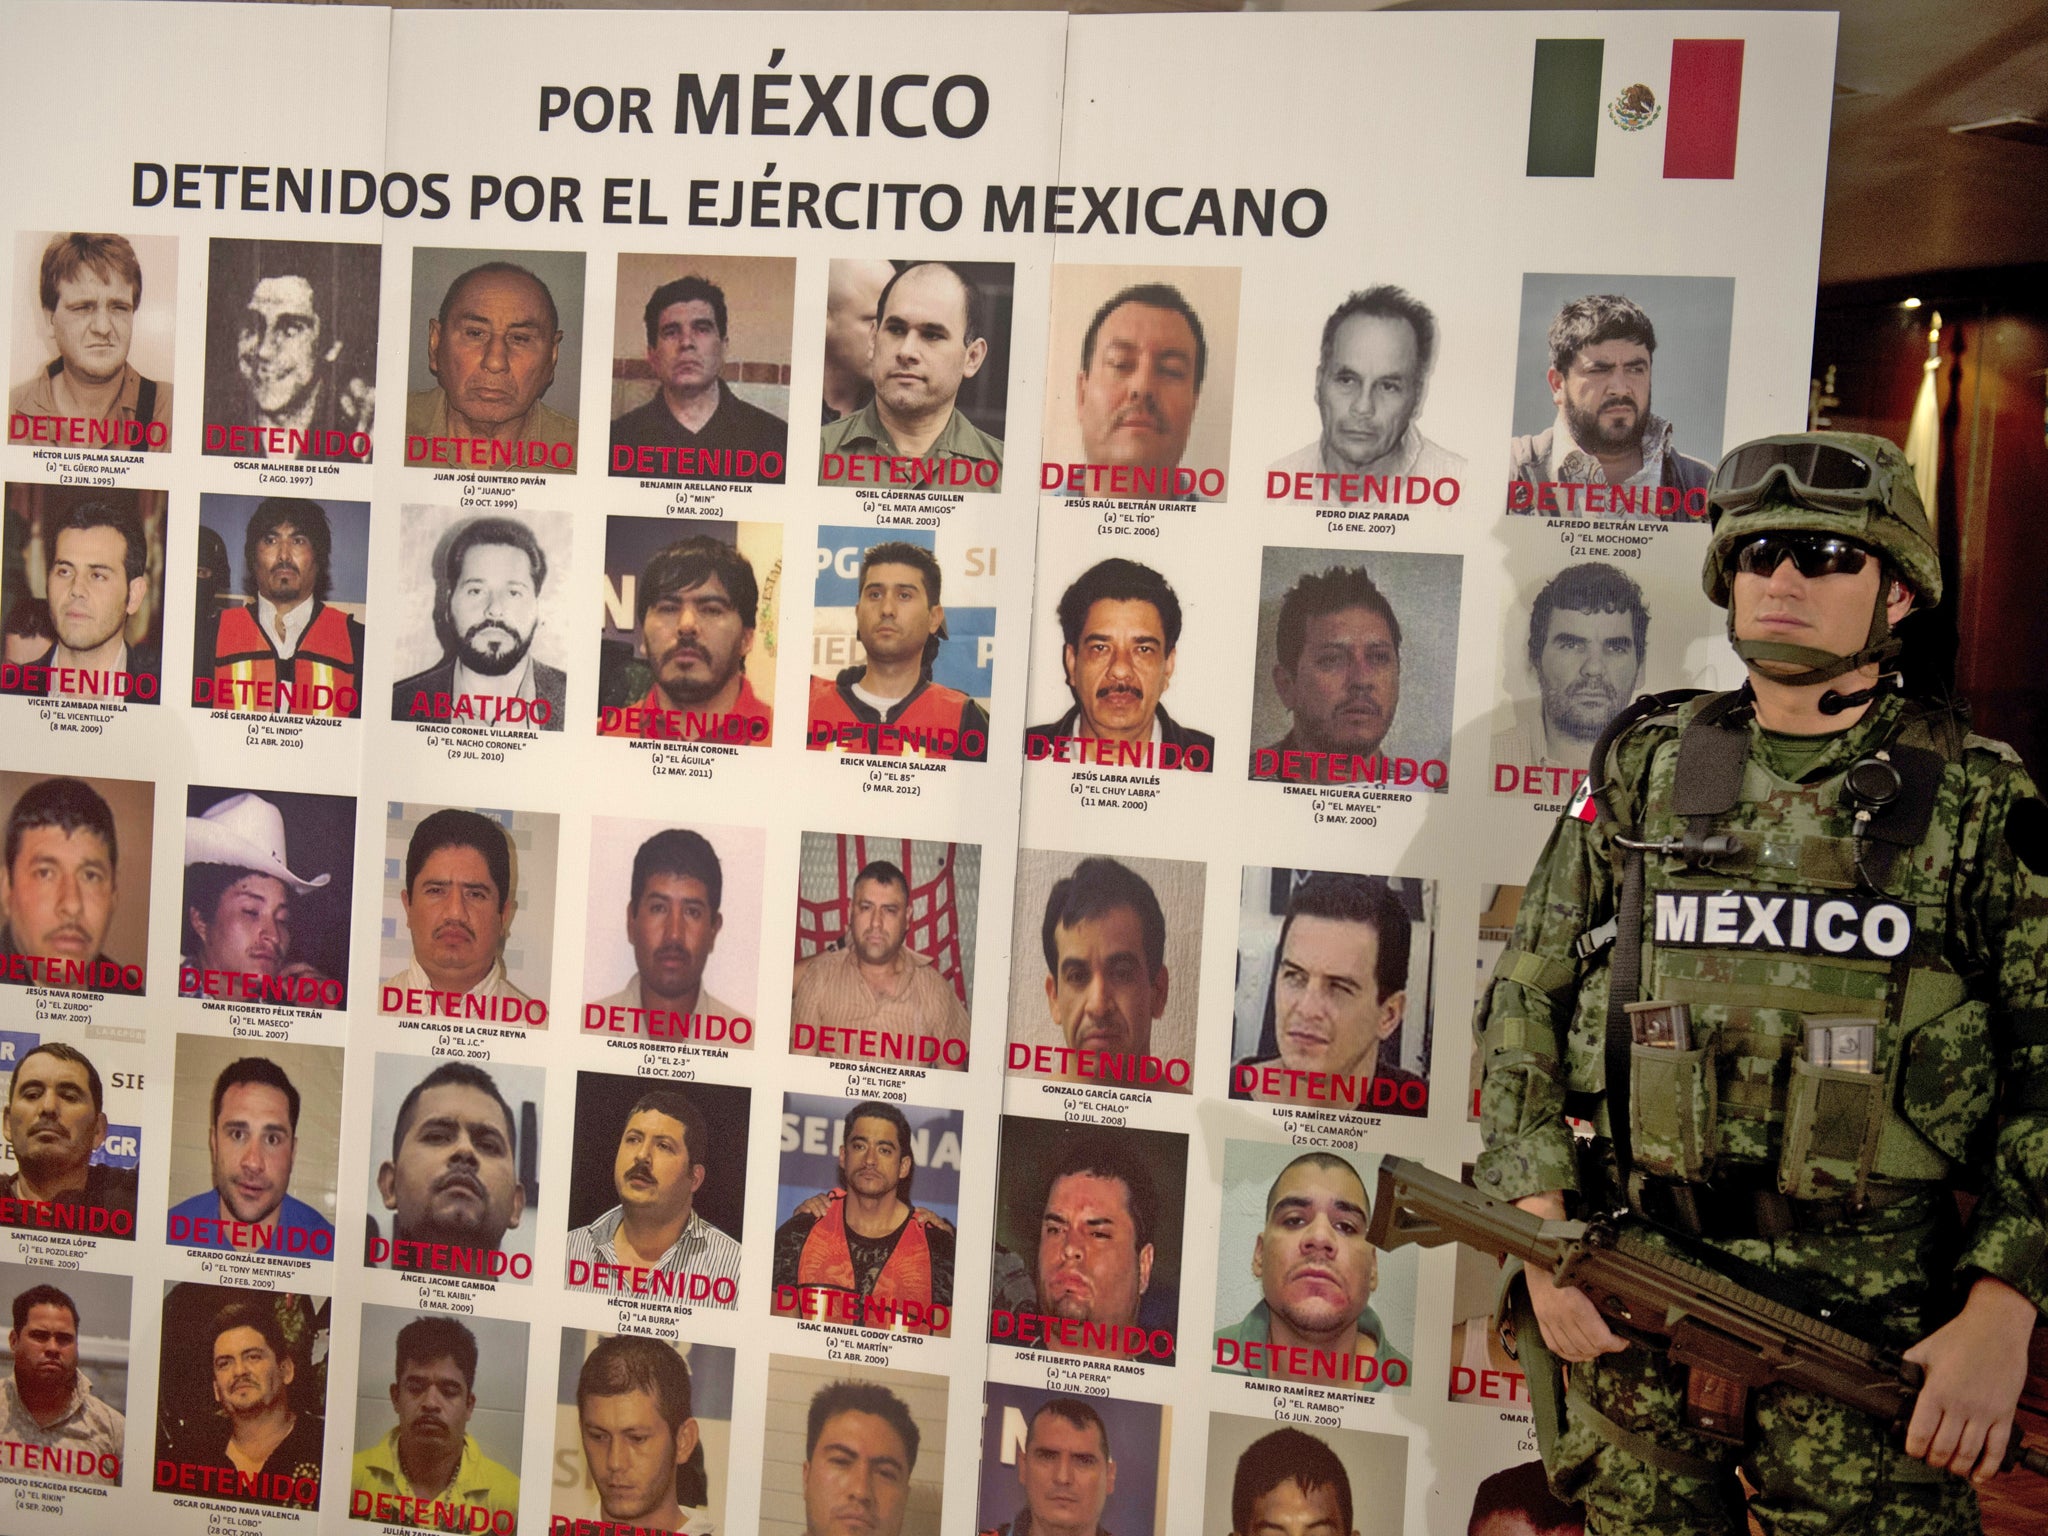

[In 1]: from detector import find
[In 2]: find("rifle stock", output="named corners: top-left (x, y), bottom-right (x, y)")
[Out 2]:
top-left (1367, 1156), bottom-right (2048, 1478)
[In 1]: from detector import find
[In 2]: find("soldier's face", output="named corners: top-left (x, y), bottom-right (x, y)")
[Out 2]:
top-left (1064, 599), bottom-right (1173, 740)
top-left (1551, 340), bottom-right (1652, 454)
top-left (2, 825), bottom-right (117, 973)
top-left (1045, 904), bottom-right (1166, 1059)
top-left (1274, 915), bottom-right (1404, 1082)
top-left (209, 1080), bottom-right (298, 1226)
top-left (252, 522), bottom-right (318, 608)
top-left (1316, 314), bottom-right (1423, 473)
top-left (1731, 545), bottom-right (1890, 678)
top-left (48, 269), bottom-right (135, 386)
top-left (238, 276), bottom-right (333, 415)
top-left (869, 265), bottom-right (985, 420)
top-left (1536, 607), bottom-right (1641, 739)
top-left (427, 270), bottom-right (560, 429)
top-left (1076, 301), bottom-right (1199, 469)
top-left (642, 574), bottom-right (751, 707)
top-left (628, 873), bottom-right (720, 1002)
top-left (1273, 606), bottom-right (1400, 757)
top-left (1037, 1172), bottom-right (1152, 1330)
top-left (1253, 1162), bottom-right (1377, 1338)
top-left (193, 872), bottom-right (292, 977)
top-left (48, 526), bottom-right (144, 655)
top-left (648, 299), bottom-right (725, 397)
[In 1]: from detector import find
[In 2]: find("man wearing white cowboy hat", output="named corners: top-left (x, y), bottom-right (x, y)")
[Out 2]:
top-left (179, 791), bottom-right (338, 1005)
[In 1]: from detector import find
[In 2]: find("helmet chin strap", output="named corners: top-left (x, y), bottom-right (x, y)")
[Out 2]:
top-left (1728, 579), bottom-right (1900, 688)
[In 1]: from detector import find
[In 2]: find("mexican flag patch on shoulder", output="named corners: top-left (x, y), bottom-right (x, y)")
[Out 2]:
top-left (1566, 779), bottom-right (1599, 823)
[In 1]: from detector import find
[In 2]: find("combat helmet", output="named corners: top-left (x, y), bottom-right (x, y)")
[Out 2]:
top-left (1701, 431), bottom-right (1939, 686)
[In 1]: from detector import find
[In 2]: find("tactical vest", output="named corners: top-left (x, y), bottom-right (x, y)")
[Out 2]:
top-left (1582, 694), bottom-right (1993, 1208)
top-left (212, 603), bottom-right (361, 716)
top-left (793, 1197), bottom-right (937, 1333)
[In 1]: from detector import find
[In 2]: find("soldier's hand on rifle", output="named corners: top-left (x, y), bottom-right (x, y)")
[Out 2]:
top-left (1516, 1191), bottom-right (1627, 1361)
top-left (1901, 1274), bottom-right (2037, 1483)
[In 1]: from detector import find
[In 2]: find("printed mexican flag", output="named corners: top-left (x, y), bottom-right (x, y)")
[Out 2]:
top-left (1527, 37), bottom-right (1745, 179)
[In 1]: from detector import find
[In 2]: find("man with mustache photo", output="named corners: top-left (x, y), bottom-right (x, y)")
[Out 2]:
top-left (602, 533), bottom-right (773, 744)
top-left (1025, 558), bottom-right (1214, 770)
top-left (1213, 1152), bottom-right (1411, 1389)
top-left (9, 233), bottom-right (173, 451)
top-left (202, 498), bottom-right (365, 719)
top-left (350, 1316), bottom-right (520, 1527)
top-left (0, 777), bottom-right (138, 994)
top-left (818, 261), bottom-right (1003, 492)
top-left (1250, 565), bottom-right (1403, 778)
top-left (186, 1299), bottom-right (326, 1505)
top-left (393, 516), bottom-right (566, 729)
top-left (405, 259), bottom-right (577, 472)
top-left (1036, 856), bottom-right (1173, 1079)
top-left (792, 859), bottom-right (970, 1055)
top-left (381, 809), bottom-right (531, 1011)
top-left (1066, 281), bottom-right (1213, 500)
top-left (1491, 564), bottom-right (1647, 781)
top-left (0, 1042), bottom-right (137, 1227)
top-left (371, 1061), bottom-right (528, 1268)
top-left (565, 1087), bottom-right (743, 1299)
top-left (0, 1282), bottom-right (126, 1477)
top-left (1507, 293), bottom-right (1711, 508)
top-left (589, 828), bottom-right (741, 1030)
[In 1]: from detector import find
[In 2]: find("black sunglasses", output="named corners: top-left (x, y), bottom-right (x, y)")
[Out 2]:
top-left (1732, 533), bottom-right (1873, 580)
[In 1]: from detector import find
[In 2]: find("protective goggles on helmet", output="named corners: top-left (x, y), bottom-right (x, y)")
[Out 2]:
top-left (1730, 532), bottom-right (1874, 580)
top-left (1710, 438), bottom-right (1889, 516)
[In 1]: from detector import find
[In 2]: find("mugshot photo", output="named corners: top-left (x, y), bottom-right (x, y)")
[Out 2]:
top-left (609, 253), bottom-right (793, 483)
top-left (1041, 263), bottom-right (1241, 501)
top-left (349, 1305), bottom-right (526, 1529)
top-left (771, 1093), bottom-right (963, 1337)
top-left (1201, 1413), bottom-right (1408, 1536)
top-left (0, 1034), bottom-right (143, 1236)
top-left (1266, 282), bottom-right (1470, 500)
top-left (202, 238), bottom-right (380, 461)
top-left (977, 1383), bottom-right (1168, 1536)
top-left (582, 816), bottom-right (764, 1043)
top-left (1212, 1140), bottom-right (1418, 1395)
top-left (1505, 272), bottom-right (1736, 518)
top-left (0, 1262), bottom-right (131, 1484)
top-left (192, 493), bottom-right (369, 718)
top-left (404, 247), bottom-right (584, 474)
top-left (166, 1035), bottom-right (342, 1260)
top-left (389, 506), bottom-right (573, 732)
top-left (1006, 847), bottom-right (1204, 1093)
top-left (1448, 1239), bottom-right (1527, 1410)
top-left (1022, 543), bottom-right (1220, 772)
top-left (596, 514), bottom-right (781, 746)
top-left (790, 831), bottom-right (980, 1070)
top-left (9, 231), bottom-right (176, 453)
top-left (1489, 545), bottom-right (1743, 796)
top-left (1246, 547), bottom-right (1462, 789)
top-left (152, 1282), bottom-right (329, 1510)
top-left (1231, 868), bottom-right (1436, 1118)
top-left (1462, 1457), bottom-right (1587, 1536)
top-left (564, 1071), bottom-right (749, 1305)
top-left (363, 1052), bottom-right (543, 1280)
top-left (1, 483), bottom-right (169, 706)
top-left (0, 771), bottom-right (154, 996)
top-left (759, 1354), bottom-right (949, 1536)
top-left (818, 258), bottom-right (1015, 495)
top-left (808, 526), bottom-right (995, 762)
top-left (554, 1331), bottom-right (736, 1535)
top-left (988, 1116), bottom-right (1188, 1367)
top-left (378, 801), bottom-right (558, 1022)
top-left (181, 784), bottom-right (355, 1011)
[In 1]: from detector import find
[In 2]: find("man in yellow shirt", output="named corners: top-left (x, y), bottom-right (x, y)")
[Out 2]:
top-left (351, 1316), bottom-right (520, 1530)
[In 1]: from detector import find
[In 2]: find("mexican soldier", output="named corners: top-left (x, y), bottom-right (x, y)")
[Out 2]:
top-left (1475, 431), bottom-right (2048, 1534)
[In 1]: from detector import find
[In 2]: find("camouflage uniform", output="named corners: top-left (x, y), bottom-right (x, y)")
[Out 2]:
top-left (1475, 690), bottom-right (2048, 1535)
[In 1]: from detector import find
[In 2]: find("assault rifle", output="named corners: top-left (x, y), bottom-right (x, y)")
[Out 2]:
top-left (1367, 1157), bottom-right (2048, 1476)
